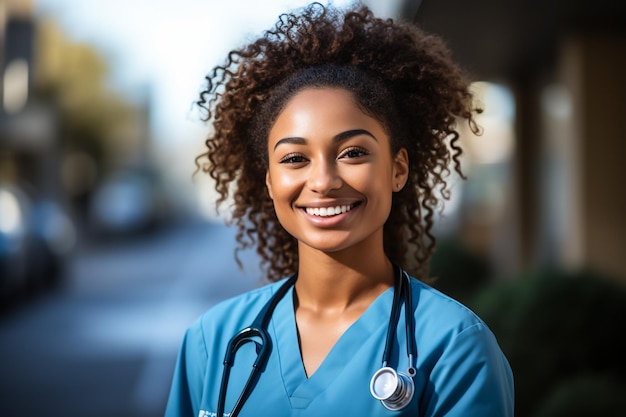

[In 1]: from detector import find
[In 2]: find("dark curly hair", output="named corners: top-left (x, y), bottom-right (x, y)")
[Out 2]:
top-left (196, 2), bottom-right (480, 282)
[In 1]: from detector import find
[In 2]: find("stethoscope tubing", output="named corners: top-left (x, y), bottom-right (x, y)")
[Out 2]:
top-left (216, 274), bottom-right (297, 417)
top-left (402, 269), bottom-right (417, 376)
top-left (381, 267), bottom-right (416, 371)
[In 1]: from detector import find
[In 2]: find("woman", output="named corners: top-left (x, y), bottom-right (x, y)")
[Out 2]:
top-left (166, 3), bottom-right (514, 416)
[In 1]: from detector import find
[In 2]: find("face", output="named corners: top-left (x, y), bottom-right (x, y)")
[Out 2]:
top-left (265, 87), bottom-right (408, 255)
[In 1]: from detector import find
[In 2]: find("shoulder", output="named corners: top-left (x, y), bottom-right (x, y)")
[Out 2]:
top-left (200, 279), bottom-right (282, 321)
top-left (404, 272), bottom-right (511, 380)
top-left (185, 279), bottom-right (288, 353)
top-left (408, 276), bottom-right (507, 363)
top-left (409, 277), bottom-right (514, 415)
top-left (165, 281), bottom-right (289, 417)
top-left (410, 277), bottom-right (485, 331)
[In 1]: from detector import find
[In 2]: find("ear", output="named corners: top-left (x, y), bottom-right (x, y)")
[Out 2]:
top-left (392, 148), bottom-right (409, 192)
top-left (265, 170), bottom-right (274, 200)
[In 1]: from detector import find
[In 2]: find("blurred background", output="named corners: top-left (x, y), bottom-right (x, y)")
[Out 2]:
top-left (0, 0), bottom-right (625, 416)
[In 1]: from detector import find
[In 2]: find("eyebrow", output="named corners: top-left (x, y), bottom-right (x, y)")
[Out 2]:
top-left (273, 129), bottom-right (377, 151)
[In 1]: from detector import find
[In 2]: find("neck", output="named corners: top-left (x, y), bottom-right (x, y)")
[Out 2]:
top-left (295, 239), bottom-right (394, 312)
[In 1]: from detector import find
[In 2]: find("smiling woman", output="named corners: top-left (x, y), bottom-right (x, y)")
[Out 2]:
top-left (166, 3), bottom-right (514, 417)
top-left (266, 86), bottom-right (407, 259)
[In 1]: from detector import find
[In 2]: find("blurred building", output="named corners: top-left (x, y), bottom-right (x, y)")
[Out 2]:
top-left (0, 0), bottom-right (60, 196)
top-left (3, 0), bottom-right (160, 222)
top-left (0, 0), bottom-right (70, 298)
top-left (401, 0), bottom-right (626, 284)
top-left (1, 0), bottom-right (159, 297)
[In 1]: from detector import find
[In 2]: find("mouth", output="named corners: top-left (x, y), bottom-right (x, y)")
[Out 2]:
top-left (303, 202), bottom-right (361, 217)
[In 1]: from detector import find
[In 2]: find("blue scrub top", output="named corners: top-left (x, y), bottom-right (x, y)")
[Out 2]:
top-left (165, 276), bottom-right (514, 417)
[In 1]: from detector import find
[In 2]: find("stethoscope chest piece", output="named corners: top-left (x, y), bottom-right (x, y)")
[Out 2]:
top-left (370, 367), bottom-right (415, 410)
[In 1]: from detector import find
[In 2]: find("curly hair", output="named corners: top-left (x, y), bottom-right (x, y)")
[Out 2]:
top-left (196, 2), bottom-right (480, 282)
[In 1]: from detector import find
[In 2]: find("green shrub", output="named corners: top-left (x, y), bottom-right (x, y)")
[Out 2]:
top-left (429, 238), bottom-right (491, 304)
top-left (472, 269), bottom-right (626, 417)
top-left (535, 374), bottom-right (626, 417)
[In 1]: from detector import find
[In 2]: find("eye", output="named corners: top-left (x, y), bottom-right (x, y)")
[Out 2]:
top-left (339, 146), bottom-right (369, 159)
top-left (279, 153), bottom-right (307, 164)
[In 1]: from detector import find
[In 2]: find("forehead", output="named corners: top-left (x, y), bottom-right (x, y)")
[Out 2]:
top-left (268, 87), bottom-right (386, 140)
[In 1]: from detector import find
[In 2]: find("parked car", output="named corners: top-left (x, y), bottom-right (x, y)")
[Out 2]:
top-left (88, 168), bottom-right (168, 237)
top-left (0, 183), bottom-right (76, 304)
top-left (27, 198), bottom-right (76, 289)
top-left (0, 184), bottom-right (30, 300)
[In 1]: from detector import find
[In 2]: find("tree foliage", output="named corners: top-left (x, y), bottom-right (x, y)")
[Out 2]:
top-left (34, 19), bottom-right (137, 165)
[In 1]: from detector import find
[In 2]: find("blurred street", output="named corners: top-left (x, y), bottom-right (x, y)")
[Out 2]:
top-left (0, 220), bottom-right (262, 417)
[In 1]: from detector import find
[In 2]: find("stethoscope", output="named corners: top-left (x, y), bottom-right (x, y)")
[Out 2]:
top-left (216, 266), bottom-right (417, 417)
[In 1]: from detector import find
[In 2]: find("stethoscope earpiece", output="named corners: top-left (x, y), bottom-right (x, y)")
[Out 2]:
top-left (370, 367), bottom-right (415, 411)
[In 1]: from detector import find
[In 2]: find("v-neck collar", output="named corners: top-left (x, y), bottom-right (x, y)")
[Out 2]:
top-left (270, 284), bottom-right (394, 409)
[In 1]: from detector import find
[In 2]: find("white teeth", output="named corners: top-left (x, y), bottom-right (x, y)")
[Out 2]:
top-left (305, 204), bottom-right (353, 217)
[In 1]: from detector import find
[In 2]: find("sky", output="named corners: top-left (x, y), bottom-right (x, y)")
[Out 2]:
top-left (33, 0), bottom-right (359, 146)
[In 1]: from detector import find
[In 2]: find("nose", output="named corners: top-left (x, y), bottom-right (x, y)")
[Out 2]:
top-left (306, 159), bottom-right (342, 194)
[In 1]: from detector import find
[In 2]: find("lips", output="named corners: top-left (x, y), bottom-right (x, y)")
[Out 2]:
top-left (303, 202), bottom-right (360, 217)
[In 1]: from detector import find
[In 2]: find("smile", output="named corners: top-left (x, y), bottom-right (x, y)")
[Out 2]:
top-left (304, 203), bottom-right (357, 217)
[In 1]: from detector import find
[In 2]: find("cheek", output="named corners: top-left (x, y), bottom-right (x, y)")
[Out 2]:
top-left (344, 164), bottom-right (394, 216)
top-left (267, 168), bottom-right (302, 202)
top-left (344, 163), bottom-right (392, 193)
